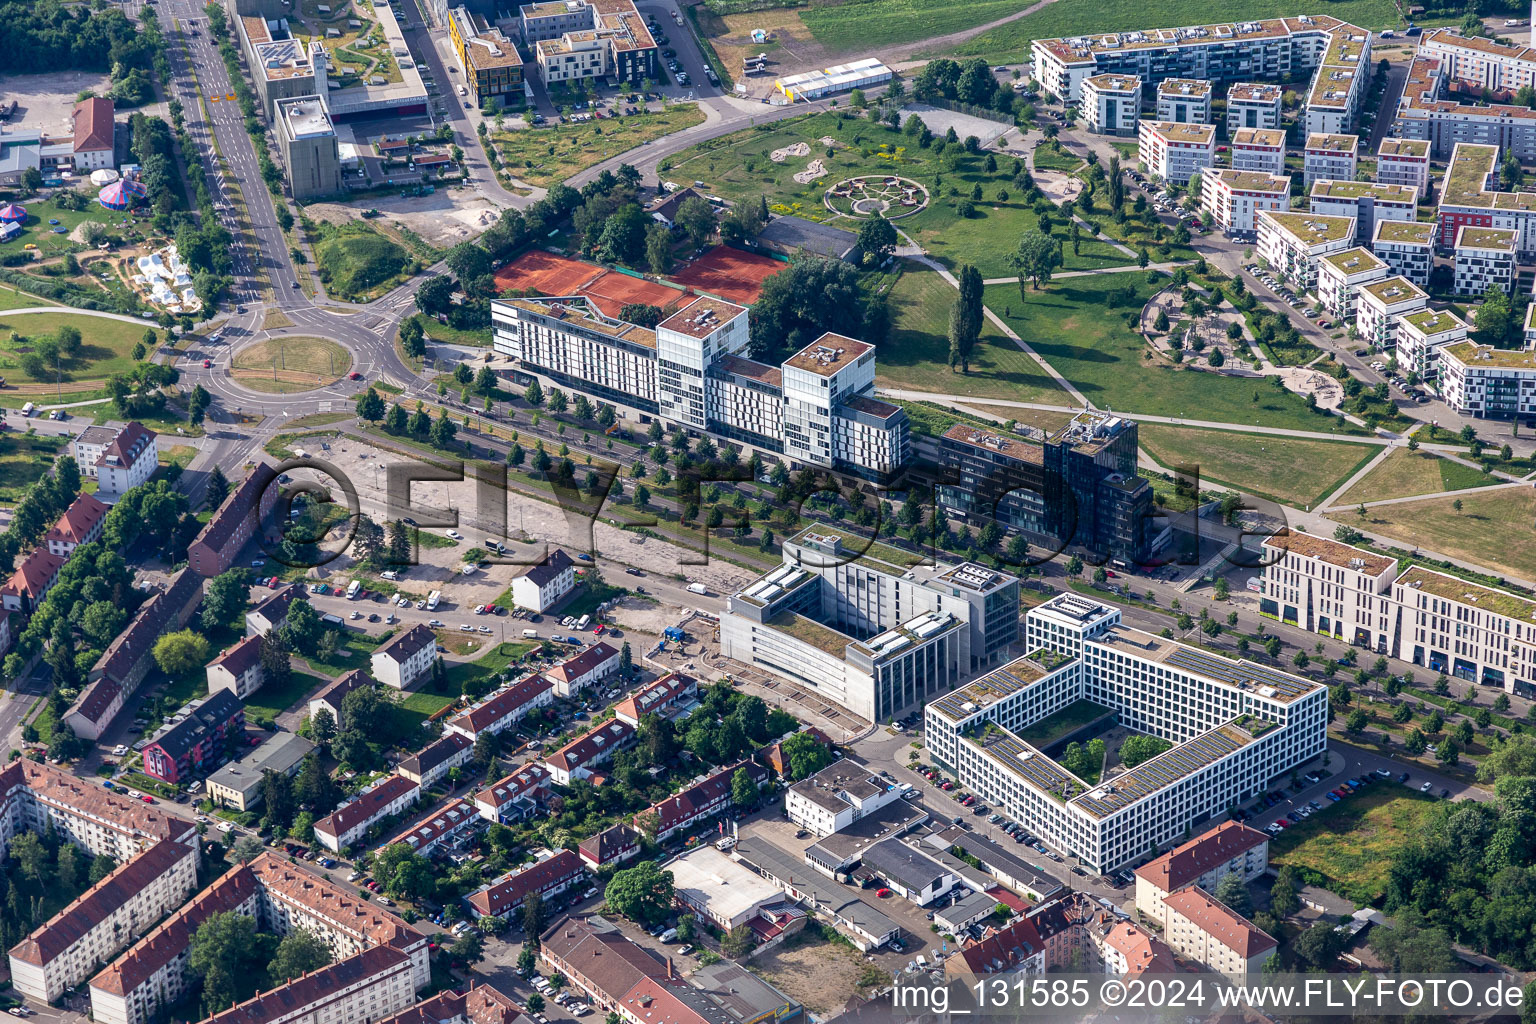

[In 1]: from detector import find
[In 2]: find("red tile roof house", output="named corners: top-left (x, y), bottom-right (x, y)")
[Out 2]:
top-left (206, 635), bottom-right (265, 700)
top-left (613, 672), bottom-right (697, 727)
top-left (377, 981), bottom-right (529, 1024)
top-left (546, 642), bottom-right (620, 698)
top-left (70, 97), bottom-right (115, 171)
top-left (465, 850), bottom-right (586, 921)
top-left (474, 764), bottom-right (553, 824)
top-left (314, 773), bottom-right (421, 853)
top-left (1, 548), bottom-right (64, 615)
top-left (640, 761), bottom-right (769, 843)
top-left (94, 422), bottom-right (158, 503)
top-left (193, 944), bottom-right (418, 1024)
top-left (543, 720), bottom-right (635, 786)
top-left (187, 463), bottom-right (279, 578)
top-left (66, 569), bottom-right (205, 741)
top-left (141, 689), bottom-right (246, 785)
top-left (385, 797), bottom-right (479, 858)
top-left (307, 669), bottom-right (373, 723)
top-left (445, 675), bottom-right (554, 741)
top-left (1133, 821), bottom-right (1269, 927)
top-left (577, 824), bottom-right (640, 870)
top-left (44, 493), bottom-right (110, 556)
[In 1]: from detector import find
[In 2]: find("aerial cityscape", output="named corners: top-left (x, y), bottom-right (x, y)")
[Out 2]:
top-left (6, 0), bottom-right (1536, 1020)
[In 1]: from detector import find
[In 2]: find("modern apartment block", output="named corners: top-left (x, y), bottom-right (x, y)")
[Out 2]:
top-left (1227, 127), bottom-right (1286, 176)
top-left (1392, 37), bottom-right (1536, 162)
top-left (1201, 169), bottom-right (1290, 233)
top-left (520, 0), bottom-right (659, 86)
top-left (1156, 78), bottom-right (1211, 123)
top-left (1308, 179), bottom-right (1416, 243)
top-left (1315, 247), bottom-right (1387, 322)
top-left (1225, 82), bottom-right (1283, 133)
top-left (936, 410), bottom-right (1158, 563)
top-left (1261, 531), bottom-right (1536, 695)
top-left (492, 296), bottom-right (909, 480)
top-left (1370, 219), bottom-right (1436, 286)
top-left (1452, 224), bottom-right (1518, 295)
top-left (448, 6), bottom-right (524, 109)
top-left (1030, 15), bottom-right (1370, 135)
top-left (721, 529), bottom-right (1020, 724)
top-left (1439, 341), bottom-right (1536, 420)
top-left (1256, 211), bottom-right (1356, 291)
top-left (1138, 120), bottom-right (1216, 183)
top-left (1079, 74), bottom-right (1141, 136)
top-left (1302, 133), bottom-right (1358, 187)
top-left (1375, 137), bottom-right (1431, 197)
top-left (1394, 307), bottom-right (1468, 383)
top-left (923, 594), bottom-right (1327, 873)
top-left (273, 96), bottom-right (343, 200)
top-left (1353, 276), bottom-right (1428, 351)
top-left (1437, 143), bottom-right (1536, 252)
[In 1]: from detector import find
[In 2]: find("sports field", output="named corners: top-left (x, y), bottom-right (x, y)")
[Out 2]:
top-left (670, 245), bottom-right (786, 305)
top-left (580, 269), bottom-right (691, 319)
top-left (493, 250), bottom-right (693, 318)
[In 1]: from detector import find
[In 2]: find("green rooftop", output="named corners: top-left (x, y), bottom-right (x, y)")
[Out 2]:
top-left (1397, 564), bottom-right (1536, 621)
top-left (1442, 340), bottom-right (1536, 369)
top-left (765, 611), bottom-right (852, 656)
top-left (1455, 225), bottom-right (1517, 250)
top-left (1442, 144), bottom-right (1499, 208)
top-left (1359, 276), bottom-right (1426, 304)
top-left (1263, 211), bottom-right (1355, 245)
top-left (1305, 132), bottom-right (1359, 153)
top-left (1373, 220), bottom-right (1436, 244)
top-left (1321, 247), bottom-right (1385, 274)
top-left (1310, 179), bottom-right (1416, 202)
top-left (1400, 308), bottom-right (1465, 336)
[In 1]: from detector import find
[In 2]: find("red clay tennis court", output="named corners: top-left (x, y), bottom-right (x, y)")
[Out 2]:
top-left (671, 245), bottom-right (786, 305)
top-left (580, 270), bottom-right (693, 319)
top-left (492, 250), bottom-right (605, 296)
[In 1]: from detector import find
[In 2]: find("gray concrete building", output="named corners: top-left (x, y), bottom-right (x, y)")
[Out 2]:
top-left (275, 96), bottom-right (343, 199)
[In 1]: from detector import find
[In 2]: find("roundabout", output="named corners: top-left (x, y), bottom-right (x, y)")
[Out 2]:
top-left (824, 175), bottom-right (930, 219)
top-left (230, 336), bottom-right (353, 393)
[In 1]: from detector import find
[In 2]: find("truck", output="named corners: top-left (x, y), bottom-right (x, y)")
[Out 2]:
top-left (426, 590), bottom-right (442, 611)
top-left (346, 580), bottom-right (361, 600)
top-left (686, 583), bottom-right (708, 595)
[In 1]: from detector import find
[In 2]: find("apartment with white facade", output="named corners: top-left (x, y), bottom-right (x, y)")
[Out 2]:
top-left (1395, 307), bottom-right (1468, 383)
top-left (1257, 211), bottom-right (1356, 291)
top-left (1370, 219), bottom-right (1436, 287)
top-left (444, 675), bottom-right (554, 741)
top-left (1200, 169), bottom-right (1290, 233)
top-left (1226, 82), bottom-right (1283, 133)
top-left (1376, 137), bottom-right (1431, 197)
top-left (1354, 276), bottom-right (1428, 351)
top-left (924, 594), bottom-right (1327, 873)
top-left (313, 774), bottom-right (421, 852)
top-left (1302, 133), bottom-right (1358, 187)
top-left (1134, 821), bottom-right (1269, 925)
top-left (44, 494), bottom-right (109, 558)
top-left (1156, 78), bottom-right (1211, 123)
top-left (1138, 120), bottom-right (1216, 183)
top-left (1453, 225), bottom-right (1518, 296)
top-left (1228, 127), bottom-right (1286, 176)
top-left (1437, 142), bottom-right (1536, 253)
top-left (1079, 74), bottom-right (1141, 136)
top-left (371, 625), bottom-right (439, 690)
top-left (1162, 888), bottom-right (1276, 978)
top-left (507, 550), bottom-right (575, 614)
top-left (1259, 532), bottom-right (1397, 651)
top-left (1308, 179), bottom-right (1416, 243)
top-left (1440, 341), bottom-right (1536, 422)
top-left (206, 635), bottom-right (265, 700)
top-left (1315, 247), bottom-right (1387, 321)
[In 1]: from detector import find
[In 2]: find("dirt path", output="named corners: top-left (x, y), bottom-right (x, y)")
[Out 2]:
top-left (877, 0), bottom-right (1066, 67)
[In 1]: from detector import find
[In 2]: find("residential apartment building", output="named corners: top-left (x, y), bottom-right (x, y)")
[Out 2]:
top-left (205, 733), bottom-right (315, 813)
top-left (924, 594), bottom-right (1327, 873)
top-left (44, 493), bottom-right (109, 557)
top-left (1228, 127), bottom-right (1286, 176)
top-left (1302, 133), bottom-right (1358, 187)
top-left (1391, 47), bottom-right (1536, 163)
top-left (1315, 247), bottom-right (1388, 322)
top-left (613, 672), bottom-right (697, 727)
top-left (445, 675), bottom-right (554, 741)
top-left (1436, 143), bottom-right (1536, 252)
top-left (1156, 78), bottom-right (1211, 123)
top-left (207, 635), bottom-right (265, 700)
top-left (1, 548), bottom-right (63, 615)
top-left (520, 0), bottom-right (659, 86)
top-left (577, 825), bottom-right (640, 870)
top-left (397, 733), bottom-right (473, 789)
top-left (723, 531), bottom-right (1019, 724)
top-left (309, 670), bottom-right (372, 724)
top-left (1226, 82), bottom-right (1283, 132)
top-left (188, 464), bottom-right (279, 578)
top-left (313, 774), bottom-right (421, 852)
top-left (1200, 169), bottom-right (1290, 233)
top-left (448, 6), bottom-right (524, 110)
top-left (387, 798), bottom-right (479, 858)
top-left (1030, 15), bottom-right (1370, 136)
top-left (1079, 74), bottom-right (1140, 136)
top-left (1370, 219), bottom-right (1437, 286)
top-left (1133, 821), bottom-right (1269, 925)
top-left (273, 96), bottom-right (342, 201)
top-left (1395, 307), bottom-right (1468, 383)
top-left (1308, 179), bottom-right (1416, 243)
top-left (506, 549), bottom-right (575, 613)
top-left (1256, 210), bottom-right (1356, 291)
top-left (8, 840), bottom-right (198, 1003)
top-left (1453, 224), bottom-right (1518, 295)
top-left (641, 761), bottom-right (767, 842)
top-left (494, 297), bottom-right (910, 480)
top-left (1259, 532), bottom-right (1398, 650)
top-left (193, 946), bottom-right (417, 1024)
top-left (475, 765), bottom-right (553, 824)
top-left (544, 721), bottom-right (635, 785)
top-left (1354, 276), bottom-right (1429, 351)
top-left (90, 423), bottom-right (156, 504)
top-left (371, 625), bottom-right (440, 690)
top-left (141, 691), bottom-right (246, 785)
top-left (71, 426), bottom-right (121, 480)
top-left (1376, 137), bottom-right (1431, 197)
top-left (1441, 341), bottom-right (1536, 422)
top-left (247, 585), bottom-right (305, 638)
top-left (937, 410), bottom-right (1157, 564)
top-left (785, 763), bottom-right (904, 837)
top-left (546, 643), bottom-right (620, 698)
top-left (1137, 120), bottom-right (1216, 183)
top-left (466, 850), bottom-right (586, 920)
top-left (1162, 887), bottom-right (1276, 978)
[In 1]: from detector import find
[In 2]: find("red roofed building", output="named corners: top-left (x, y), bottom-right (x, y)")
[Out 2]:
top-left (206, 635), bottom-right (266, 700)
top-left (192, 945), bottom-right (417, 1024)
top-left (377, 982), bottom-right (530, 1024)
top-left (1, 548), bottom-right (64, 614)
top-left (614, 672), bottom-right (697, 727)
top-left (640, 761), bottom-right (768, 842)
top-left (546, 642), bottom-right (620, 698)
top-left (544, 720), bottom-right (634, 785)
top-left (446, 675), bottom-right (553, 741)
top-left (71, 97), bottom-right (115, 171)
top-left (94, 422), bottom-right (157, 502)
top-left (313, 774), bottom-right (421, 853)
top-left (188, 464), bottom-right (279, 578)
top-left (1161, 887), bottom-right (1275, 978)
top-left (1098, 919), bottom-right (1180, 977)
top-left (45, 493), bottom-right (110, 556)
top-left (1134, 822), bottom-right (1268, 925)
top-left (475, 764), bottom-right (553, 823)
top-left (386, 798), bottom-right (478, 857)
top-left (466, 850), bottom-right (585, 920)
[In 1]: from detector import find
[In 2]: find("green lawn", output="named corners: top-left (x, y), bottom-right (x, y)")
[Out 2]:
top-left (900, 200), bottom-right (1132, 279)
top-left (1336, 449), bottom-right (1498, 506)
top-left (1327, 485), bottom-right (1536, 583)
top-left (491, 105), bottom-right (706, 188)
top-left (984, 272), bottom-right (1369, 434)
top-left (944, 0), bottom-right (1404, 62)
top-left (0, 197), bottom-right (151, 256)
top-left (244, 669), bottom-right (329, 723)
top-left (0, 433), bottom-right (67, 502)
top-left (1030, 145), bottom-right (1083, 173)
top-left (0, 311), bottom-right (152, 385)
top-left (0, 285), bottom-right (59, 312)
top-left (796, 0), bottom-right (1043, 52)
top-left (1139, 425), bottom-right (1378, 509)
top-left (1269, 788), bottom-right (1441, 905)
top-left (878, 263), bottom-right (1067, 403)
top-left (442, 640), bottom-right (538, 697)
top-left (294, 628), bottom-right (390, 680)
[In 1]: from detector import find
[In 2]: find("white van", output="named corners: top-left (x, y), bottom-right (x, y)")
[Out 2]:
top-left (346, 580), bottom-right (361, 600)
top-left (576, 614), bottom-right (591, 631)
top-left (522, 629), bottom-right (539, 639)
top-left (20, 403), bottom-right (33, 417)
top-left (686, 583), bottom-right (708, 595)
top-left (916, 955), bottom-right (928, 968)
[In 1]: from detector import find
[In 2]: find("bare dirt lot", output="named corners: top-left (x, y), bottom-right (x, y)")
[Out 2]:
top-left (305, 189), bottom-right (507, 248)
top-left (753, 937), bottom-right (867, 1016)
top-left (694, 7), bottom-right (832, 91)
top-left (0, 71), bottom-right (113, 133)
